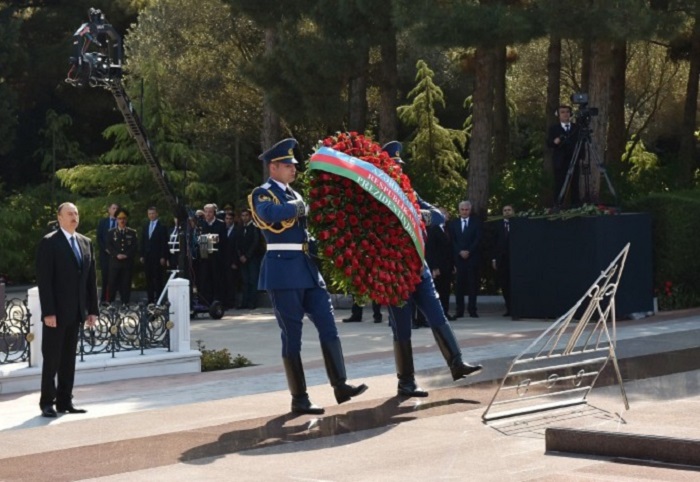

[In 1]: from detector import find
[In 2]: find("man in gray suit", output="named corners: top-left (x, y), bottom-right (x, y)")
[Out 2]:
top-left (36, 202), bottom-right (98, 417)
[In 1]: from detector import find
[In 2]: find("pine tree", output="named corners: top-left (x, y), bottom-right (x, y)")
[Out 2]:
top-left (398, 60), bottom-right (467, 207)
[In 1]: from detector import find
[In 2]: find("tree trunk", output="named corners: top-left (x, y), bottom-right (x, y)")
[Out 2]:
top-left (348, 47), bottom-right (369, 133)
top-left (261, 27), bottom-right (281, 181)
top-left (586, 39), bottom-right (612, 204)
top-left (605, 40), bottom-right (627, 174)
top-left (581, 38), bottom-right (591, 92)
top-left (468, 46), bottom-right (495, 217)
top-left (544, 35), bottom-right (561, 205)
top-left (492, 45), bottom-right (508, 175)
top-left (678, 8), bottom-right (700, 187)
top-left (378, 30), bottom-right (398, 144)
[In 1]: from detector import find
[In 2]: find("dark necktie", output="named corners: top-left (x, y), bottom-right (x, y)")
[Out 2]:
top-left (70, 236), bottom-right (82, 267)
top-left (462, 218), bottom-right (467, 232)
top-left (110, 218), bottom-right (115, 229)
top-left (505, 220), bottom-right (510, 232)
top-left (565, 124), bottom-right (570, 132)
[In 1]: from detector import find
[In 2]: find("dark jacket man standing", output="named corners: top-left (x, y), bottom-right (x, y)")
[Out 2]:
top-left (36, 202), bottom-right (98, 417)
top-left (139, 206), bottom-right (169, 303)
top-left (448, 200), bottom-right (482, 318)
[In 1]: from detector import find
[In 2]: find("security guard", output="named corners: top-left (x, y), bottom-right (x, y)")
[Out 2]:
top-left (382, 141), bottom-right (482, 398)
top-left (250, 138), bottom-right (368, 415)
top-left (107, 208), bottom-right (137, 303)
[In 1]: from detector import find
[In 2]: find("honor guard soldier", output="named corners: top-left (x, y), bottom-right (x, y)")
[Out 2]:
top-left (107, 208), bottom-right (137, 303)
top-left (249, 138), bottom-right (368, 415)
top-left (382, 141), bottom-right (482, 398)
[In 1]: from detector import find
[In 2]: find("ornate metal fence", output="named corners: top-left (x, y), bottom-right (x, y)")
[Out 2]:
top-left (79, 302), bottom-right (172, 360)
top-left (0, 298), bottom-right (32, 365)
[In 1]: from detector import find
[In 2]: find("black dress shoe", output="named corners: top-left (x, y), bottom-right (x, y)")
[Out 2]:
top-left (334, 383), bottom-right (368, 404)
top-left (446, 314), bottom-right (457, 321)
top-left (454, 313), bottom-right (464, 319)
top-left (450, 362), bottom-right (483, 380)
top-left (503, 311), bottom-right (511, 317)
top-left (342, 317), bottom-right (363, 323)
top-left (469, 313), bottom-right (479, 318)
top-left (397, 380), bottom-right (429, 398)
top-left (41, 406), bottom-right (57, 418)
top-left (291, 395), bottom-right (325, 415)
top-left (56, 405), bottom-right (87, 414)
top-left (373, 317), bottom-right (383, 324)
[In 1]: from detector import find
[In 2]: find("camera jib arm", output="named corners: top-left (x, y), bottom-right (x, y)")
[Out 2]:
top-left (67, 9), bottom-right (188, 228)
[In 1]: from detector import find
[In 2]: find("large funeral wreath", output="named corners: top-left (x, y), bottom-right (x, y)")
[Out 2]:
top-left (305, 132), bottom-right (426, 306)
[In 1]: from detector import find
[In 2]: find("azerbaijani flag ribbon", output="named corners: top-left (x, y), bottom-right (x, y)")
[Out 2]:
top-left (309, 146), bottom-right (425, 262)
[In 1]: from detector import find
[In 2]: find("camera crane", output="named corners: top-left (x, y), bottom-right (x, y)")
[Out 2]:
top-left (65, 8), bottom-right (224, 319)
top-left (558, 93), bottom-right (618, 207)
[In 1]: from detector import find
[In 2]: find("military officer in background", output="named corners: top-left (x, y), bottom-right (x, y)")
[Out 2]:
top-left (382, 141), bottom-right (482, 399)
top-left (107, 208), bottom-right (137, 303)
top-left (250, 138), bottom-right (368, 415)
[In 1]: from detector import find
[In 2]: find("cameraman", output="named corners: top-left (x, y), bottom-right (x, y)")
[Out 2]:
top-left (547, 105), bottom-right (580, 207)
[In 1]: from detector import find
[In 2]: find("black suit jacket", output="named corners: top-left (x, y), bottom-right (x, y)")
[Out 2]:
top-left (448, 216), bottom-right (482, 266)
top-left (425, 224), bottom-right (453, 274)
top-left (36, 230), bottom-right (98, 326)
top-left (492, 219), bottom-right (510, 266)
top-left (237, 222), bottom-right (262, 260)
top-left (140, 219), bottom-right (169, 260)
top-left (547, 122), bottom-right (580, 171)
top-left (220, 224), bottom-right (237, 266)
top-left (96, 217), bottom-right (115, 260)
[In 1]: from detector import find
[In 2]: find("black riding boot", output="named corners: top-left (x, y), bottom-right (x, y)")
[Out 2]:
top-left (320, 338), bottom-right (368, 404)
top-left (431, 324), bottom-right (483, 381)
top-left (282, 355), bottom-right (325, 415)
top-left (394, 340), bottom-right (429, 397)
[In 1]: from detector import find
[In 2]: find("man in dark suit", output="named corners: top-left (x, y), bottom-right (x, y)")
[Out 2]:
top-left (547, 105), bottom-right (580, 207)
top-left (426, 207), bottom-right (455, 320)
top-left (96, 202), bottom-right (119, 301)
top-left (448, 200), bottom-right (482, 318)
top-left (36, 202), bottom-right (98, 417)
top-left (139, 206), bottom-right (169, 303)
top-left (492, 204), bottom-right (514, 317)
top-left (236, 208), bottom-right (263, 309)
top-left (251, 138), bottom-right (367, 415)
top-left (222, 210), bottom-right (239, 309)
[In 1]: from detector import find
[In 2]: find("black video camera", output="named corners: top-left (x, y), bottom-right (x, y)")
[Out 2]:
top-left (570, 92), bottom-right (598, 126)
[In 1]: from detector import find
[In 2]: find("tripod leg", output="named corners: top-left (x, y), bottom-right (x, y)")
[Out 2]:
top-left (557, 139), bottom-right (584, 206)
top-left (588, 146), bottom-right (619, 205)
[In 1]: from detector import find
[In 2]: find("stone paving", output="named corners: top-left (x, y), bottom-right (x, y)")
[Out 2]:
top-left (1, 294), bottom-right (700, 481)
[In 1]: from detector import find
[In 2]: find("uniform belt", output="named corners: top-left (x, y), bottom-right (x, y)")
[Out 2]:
top-left (267, 243), bottom-right (308, 252)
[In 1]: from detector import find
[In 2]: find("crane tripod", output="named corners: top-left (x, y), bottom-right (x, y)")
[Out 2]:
top-left (557, 123), bottom-right (618, 207)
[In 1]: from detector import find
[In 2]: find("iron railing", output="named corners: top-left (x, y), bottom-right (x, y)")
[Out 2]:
top-left (0, 298), bottom-right (31, 365)
top-left (78, 302), bottom-right (172, 360)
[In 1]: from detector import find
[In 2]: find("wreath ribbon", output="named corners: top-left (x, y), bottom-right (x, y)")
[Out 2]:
top-left (309, 147), bottom-right (425, 262)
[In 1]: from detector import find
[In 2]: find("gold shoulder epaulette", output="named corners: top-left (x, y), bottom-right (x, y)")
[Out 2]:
top-left (248, 188), bottom-right (297, 234)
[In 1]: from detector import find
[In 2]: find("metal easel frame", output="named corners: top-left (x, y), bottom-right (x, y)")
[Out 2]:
top-left (482, 244), bottom-right (631, 421)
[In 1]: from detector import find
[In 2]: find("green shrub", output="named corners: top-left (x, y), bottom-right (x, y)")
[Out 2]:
top-left (627, 190), bottom-right (700, 309)
top-left (196, 340), bottom-right (253, 372)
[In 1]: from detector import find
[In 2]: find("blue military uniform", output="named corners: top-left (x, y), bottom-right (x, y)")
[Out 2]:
top-left (250, 138), bottom-right (367, 415)
top-left (382, 141), bottom-right (482, 398)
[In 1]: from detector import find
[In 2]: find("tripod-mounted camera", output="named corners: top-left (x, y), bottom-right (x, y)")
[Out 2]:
top-left (557, 93), bottom-right (618, 207)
